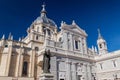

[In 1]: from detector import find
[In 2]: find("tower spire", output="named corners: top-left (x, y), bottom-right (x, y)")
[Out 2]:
top-left (98, 29), bottom-right (103, 39)
top-left (41, 3), bottom-right (47, 17)
top-left (97, 29), bottom-right (108, 55)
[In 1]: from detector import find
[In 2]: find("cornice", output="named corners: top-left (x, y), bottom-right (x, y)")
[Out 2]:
top-left (95, 50), bottom-right (120, 62)
top-left (43, 46), bottom-right (95, 62)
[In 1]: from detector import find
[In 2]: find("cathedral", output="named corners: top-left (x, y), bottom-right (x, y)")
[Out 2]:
top-left (0, 4), bottom-right (120, 80)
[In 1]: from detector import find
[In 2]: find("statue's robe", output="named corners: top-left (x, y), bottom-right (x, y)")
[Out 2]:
top-left (42, 50), bottom-right (51, 73)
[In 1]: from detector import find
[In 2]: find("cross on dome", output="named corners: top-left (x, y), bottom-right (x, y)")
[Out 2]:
top-left (41, 3), bottom-right (46, 14)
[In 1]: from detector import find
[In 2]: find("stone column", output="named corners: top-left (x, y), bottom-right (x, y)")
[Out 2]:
top-left (63, 32), bottom-right (68, 50)
top-left (28, 50), bottom-right (33, 77)
top-left (5, 44), bottom-right (12, 76)
top-left (15, 51), bottom-right (20, 77)
top-left (18, 53), bottom-right (24, 77)
top-left (18, 43), bottom-right (24, 77)
top-left (50, 56), bottom-right (57, 80)
top-left (30, 32), bottom-right (34, 40)
top-left (83, 38), bottom-right (87, 54)
top-left (31, 50), bottom-right (35, 77)
top-left (78, 37), bottom-right (82, 52)
top-left (66, 61), bottom-right (71, 80)
top-left (69, 34), bottom-right (74, 51)
top-left (15, 47), bottom-right (24, 77)
top-left (72, 62), bottom-right (77, 80)
top-left (80, 38), bottom-right (84, 54)
top-left (87, 64), bottom-right (92, 80)
top-left (28, 50), bottom-right (35, 77)
top-left (83, 63), bottom-right (88, 80)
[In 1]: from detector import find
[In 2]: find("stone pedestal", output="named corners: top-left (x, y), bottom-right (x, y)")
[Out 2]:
top-left (39, 73), bottom-right (54, 80)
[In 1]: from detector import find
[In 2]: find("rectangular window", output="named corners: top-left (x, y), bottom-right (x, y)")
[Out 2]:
top-left (113, 60), bottom-right (116, 67)
top-left (22, 61), bottom-right (28, 76)
top-left (100, 63), bottom-right (103, 69)
top-left (5, 44), bottom-right (8, 47)
top-left (75, 40), bottom-right (78, 49)
top-left (36, 35), bottom-right (39, 40)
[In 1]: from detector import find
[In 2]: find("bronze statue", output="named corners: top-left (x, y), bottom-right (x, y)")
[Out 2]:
top-left (42, 50), bottom-right (51, 73)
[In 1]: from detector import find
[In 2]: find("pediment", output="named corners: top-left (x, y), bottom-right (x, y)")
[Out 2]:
top-left (60, 23), bottom-right (87, 36)
top-left (70, 25), bottom-right (87, 36)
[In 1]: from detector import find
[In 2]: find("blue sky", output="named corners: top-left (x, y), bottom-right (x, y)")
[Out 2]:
top-left (0, 0), bottom-right (120, 52)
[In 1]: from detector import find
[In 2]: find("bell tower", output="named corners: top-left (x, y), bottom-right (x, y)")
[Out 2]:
top-left (97, 29), bottom-right (108, 55)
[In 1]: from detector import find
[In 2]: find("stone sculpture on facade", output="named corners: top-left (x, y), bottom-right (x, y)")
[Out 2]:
top-left (39, 50), bottom-right (54, 80)
top-left (42, 50), bottom-right (51, 73)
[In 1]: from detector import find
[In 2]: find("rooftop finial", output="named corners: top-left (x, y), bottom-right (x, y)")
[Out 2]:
top-left (98, 28), bottom-right (103, 39)
top-left (72, 20), bottom-right (76, 25)
top-left (61, 21), bottom-right (64, 26)
top-left (41, 2), bottom-right (46, 13)
top-left (8, 32), bottom-right (12, 40)
top-left (19, 37), bottom-right (21, 41)
top-left (2, 34), bottom-right (5, 40)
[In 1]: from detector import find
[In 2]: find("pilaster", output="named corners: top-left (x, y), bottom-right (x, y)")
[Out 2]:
top-left (27, 49), bottom-right (35, 78)
top-left (15, 47), bottom-right (24, 77)
top-left (63, 32), bottom-right (68, 50)
top-left (69, 34), bottom-right (74, 51)
top-left (83, 63), bottom-right (88, 80)
top-left (79, 37), bottom-right (82, 53)
top-left (66, 61), bottom-right (72, 80)
top-left (83, 38), bottom-right (87, 54)
top-left (50, 56), bottom-right (57, 80)
top-left (5, 43), bottom-right (12, 76)
top-left (72, 62), bottom-right (77, 80)
top-left (18, 53), bottom-right (24, 77)
top-left (28, 50), bottom-right (33, 77)
top-left (31, 50), bottom-right (35, 77)
top-left (86, 64), bottom-right (92, 80)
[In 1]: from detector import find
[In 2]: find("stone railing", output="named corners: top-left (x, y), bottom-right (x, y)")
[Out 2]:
top-left (43, 39), bottom-right (94, 59)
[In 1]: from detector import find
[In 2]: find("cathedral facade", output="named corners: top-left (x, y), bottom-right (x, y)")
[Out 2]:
top-left (0, 4), bottom-right (120, 80)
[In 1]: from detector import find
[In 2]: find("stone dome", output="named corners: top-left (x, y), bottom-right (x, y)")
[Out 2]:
top-left (34, 16), bottom-right (56, 26)
top-left (33, 4), bottom-right (56, 27)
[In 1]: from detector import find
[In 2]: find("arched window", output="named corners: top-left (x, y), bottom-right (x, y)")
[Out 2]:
top-left (22, 61), bottom-right (28, 76)
top-left (35, 47), bottom-right (39, 51)
top-left (47, 29), bottom-right (51, 35)
top-left (75, 40), bottom-right (78, 49)
top-left (99, 44), bottom-right (102, 48)
top-left (36, 35), bottom-right (39, 40)
top-left (100, 63), bottom-right (103, 69)
top-left (5, 44), bottom-right (8, 47)
top-left (37, 27), bottom-right (39, 32)
top-left (32, 25), bottom-right (34, 29)
top-left (113, 60), bottom-right (117, 67)
top-left (59, 37), bottom-right (62, 42)
top-left (42, 26), bottom-right (46, 34)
